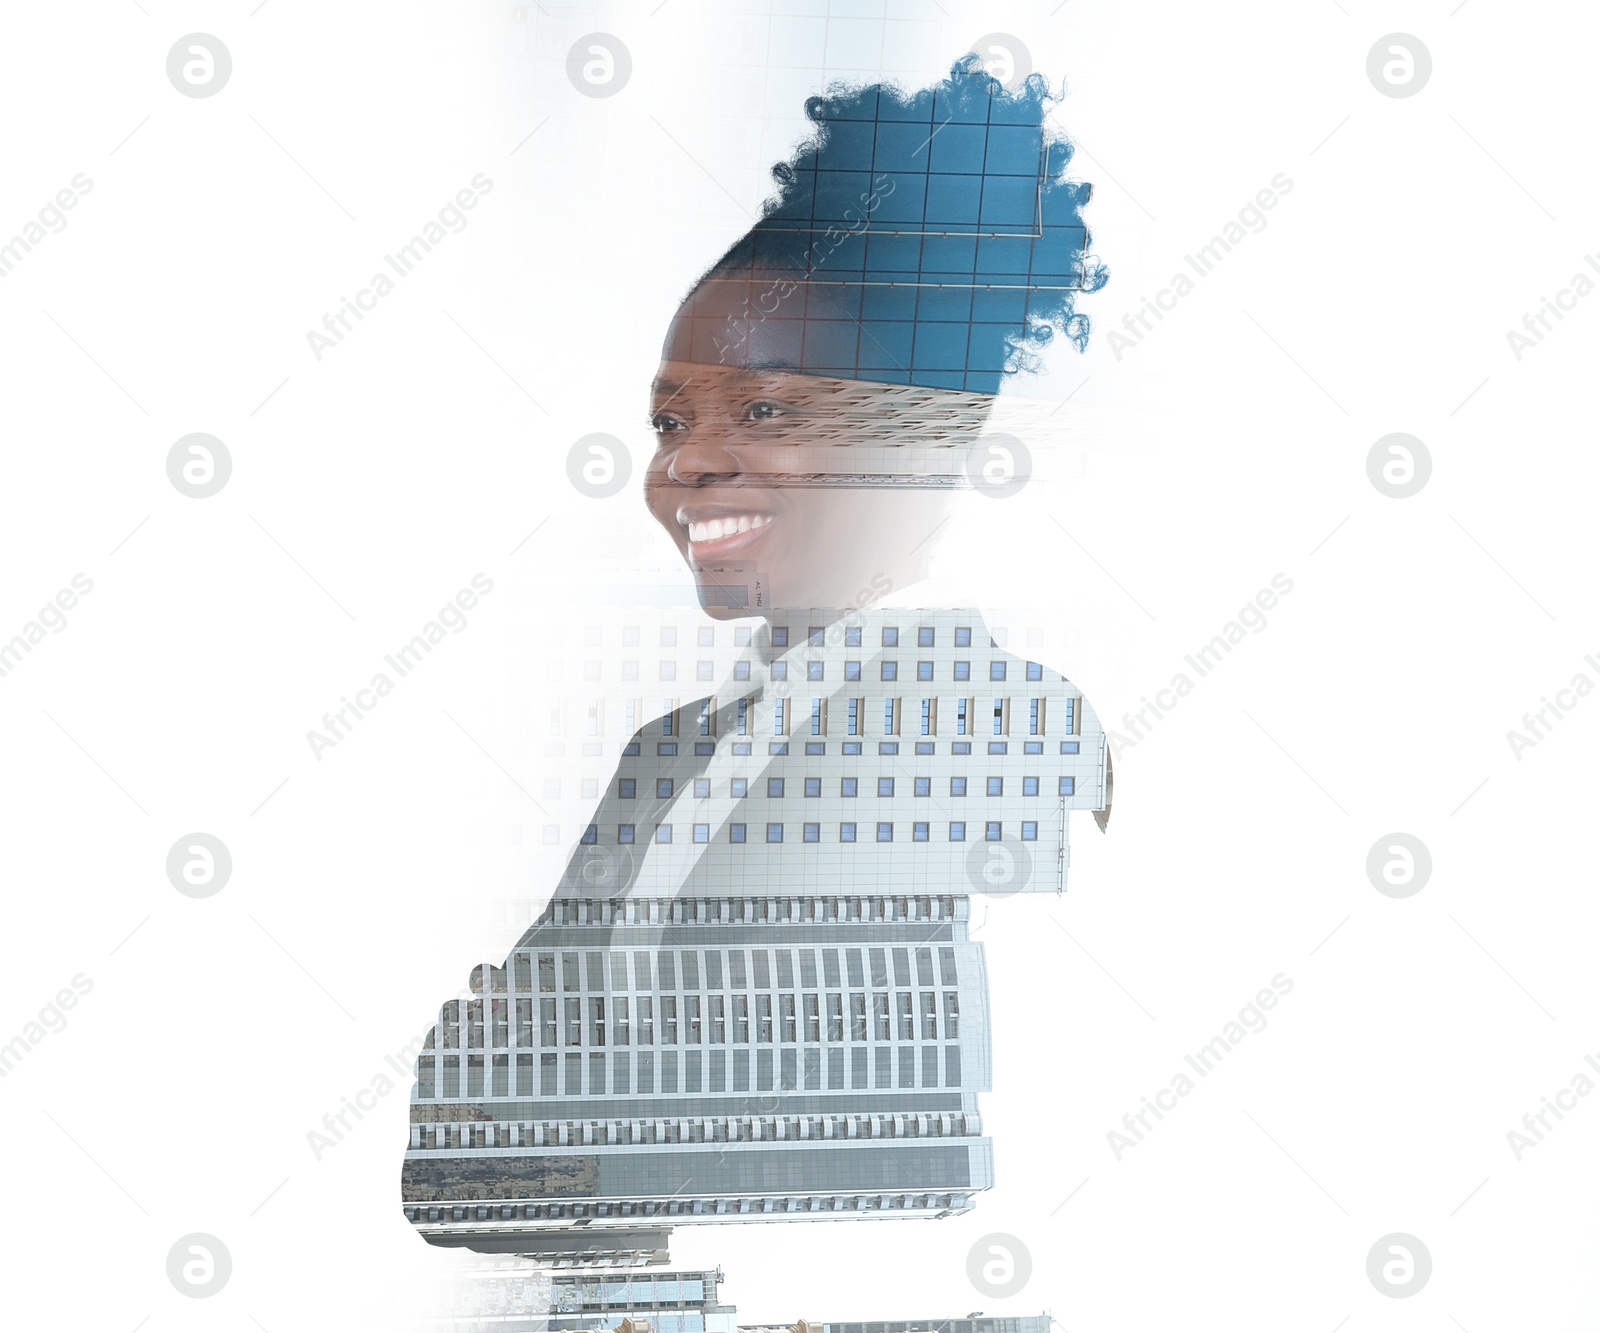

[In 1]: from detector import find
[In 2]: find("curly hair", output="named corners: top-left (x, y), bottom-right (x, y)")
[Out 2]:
top-left (692, 53), bottom-right (1107, 393)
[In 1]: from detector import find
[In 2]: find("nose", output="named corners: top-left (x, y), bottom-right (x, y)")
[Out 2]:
top-left (665, 435), bottom-right (742, 486)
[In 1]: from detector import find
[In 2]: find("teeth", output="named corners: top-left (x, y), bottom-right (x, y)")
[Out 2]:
top-left (688, 515), bottom-right (769, 542)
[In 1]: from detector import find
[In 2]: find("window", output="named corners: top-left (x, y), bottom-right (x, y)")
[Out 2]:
top-left (694, 778), bottom-right (710, 798)
top-left (805, 777), bottom-right (821, 797)
top-left (1027, 661), bottom-right (1043, 681)
top-left (876, 822), bottom-right (893, 842)
top-left (985, 821), bottom-right (1002, 841)
top-left (913, 822), bottom-right (929, 841)
top-left (734, 660), bottom-right (751, 680)
top-left (827, 993), bottom-right (844, 1040)
top-left (944, 992), bottom-right (960, 1038)
top-left (766, 823), bottom-right (783, 843)
top-left (731, 777), bottom-right (748, 798)
top-left (730, 823), bottom-right (746, 843)
top-left (987, 777), bottom-right (1004, 796)
top-left (771, 661), bottom-right (787, 680)
top-left (882, 627), bottom-right (899, 646)
top-left (955, 627), bottom-right (972, 647)
top-left (847, 699), bottom-right (860, 734)
top-left (770, 626), bottom-right (789, 647)
top-left (914, 777), bottom-right (931, 797)
top-left (1059, 776), bottom-right (1076, 796)
top-left (656, 778), bottom-right (673, 799)
top-left (698, 700), bottom-right (711, 734)
top-left (618, 778), bottom-right (636, 798)
top-left (804, 822), bottom-right (820, 842)
top-left (774, 698), bottom-right (786, 734)
top-left (954, 661), bottom-right (971, 681)
top-left (950, 777), bottom-right (967, 797)
top-left (808, 626), bottom-right (824, 647)
top-left (845, 661), bottom-right (861, 681)
top-left (990, 661), bottom-right (1007, 681)
top-left (737, 697), bottom-right (748, 733)
top-left (881, 661), bottom-right (898, 681)
top-left (1062, 740), bottom-right (1080, 755)
top-left (618, 824), bottom-right (635, 844)
top-left (687, 995), bottom-right (702, 1042)
top-left (699, 627), bottom-right (715, 646)
top-left (845, 627), bottom-right (862, 647)
top-left (840, 822), bottom-right (857, 842)
top-left (781, 994), bottom-right (797, 1042)
top-left (878, 777), bottom-right (894, 797)
top-left (1063, 698), bottom-right (1076, 733)
top-left (808, 661), bottom-right (824, 680)
top-left (768, 777), bottom-right (784, 798)
top-left (664, 996), bottom-right (679, 1043)
top-left (956, 699), bottom-right (969, 734)
top-left (661, 705), bottom-right (675, 736)
top-left (1023, 776), bottom-right (1039, 796)
top-left (994, 698), bottom-right (1005, 735)
top-left (917, 661), bottom-right (934, 681)
top-left (883, 699), bottom-right (896, 734)
top-left (918, 627), bottom-right (935, 647)
top-left (655, 824), bottom-right (672, 843)
top-left (810, 698), bottom-right (822, 735)
top-left (841, 778), bottom-right (858, 797)
top-left (950, 821), bottom-right (966, 841)
top-left (920, 699), bottom-right (932, 735)
top-left (580, 824), bottom-right (597, 845)
top-left (806, 994), bottom-right (821, 1041)
top-left (734, 995), bottom-right (750, 1042)
top-left (711, 995), bottom-right (726, 1042)
top-left (898, 993), bottom-right (914, 1040)
top-left (1021, 821), bottom-right (1038, 840)
top-left (693, 823), bottom-right (709, 843)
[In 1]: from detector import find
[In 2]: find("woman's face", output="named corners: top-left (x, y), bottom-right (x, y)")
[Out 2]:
top-left (646, 279), bottom-right (996, 616)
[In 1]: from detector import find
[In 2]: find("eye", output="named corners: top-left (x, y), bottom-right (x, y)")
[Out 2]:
top-left (743, 400), bottom-right (790, 422)
top-left (650, 412), bottom-right (686, 437)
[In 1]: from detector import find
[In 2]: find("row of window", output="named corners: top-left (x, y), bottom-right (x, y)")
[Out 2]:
top-left (439, 989), bottom-right (961, 1049)
top-left (509, 944), bottom-right (958, 995)
top-left (605, 624), bottom-right (992, 649)
top-left (417, 1042), bottom-right (964, 1097)
top-left (618, 775), bottom-right (1072, 799)
top-left (731, 659), bottom-right (1041, 682)
top-left (582, 819), bottom-right (1046, 844)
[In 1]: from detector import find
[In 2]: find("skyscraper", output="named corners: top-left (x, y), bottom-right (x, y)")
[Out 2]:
top-left (403, 890), bottom-right (991, 1252)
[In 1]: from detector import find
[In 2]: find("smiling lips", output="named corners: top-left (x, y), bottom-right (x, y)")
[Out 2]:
top-left (680, 511), bottom-right (774, 557)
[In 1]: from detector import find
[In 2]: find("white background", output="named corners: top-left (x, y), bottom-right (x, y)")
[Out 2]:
top-left (1, 1), bottom-right (1595, 1329)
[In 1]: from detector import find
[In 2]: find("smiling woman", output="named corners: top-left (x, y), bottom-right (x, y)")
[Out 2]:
top-left (401, 52), bottom-right (1117, 1263)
